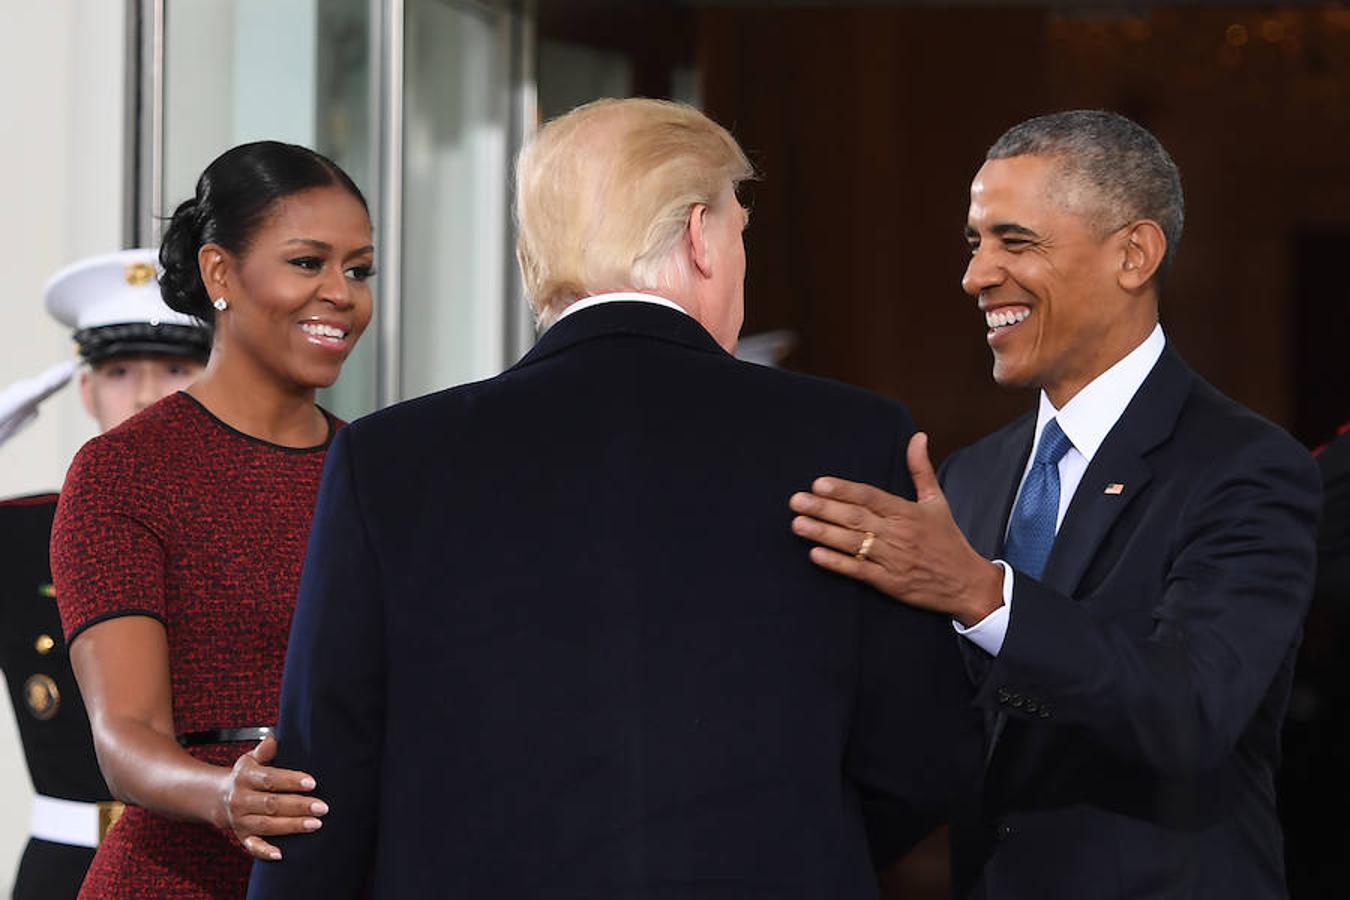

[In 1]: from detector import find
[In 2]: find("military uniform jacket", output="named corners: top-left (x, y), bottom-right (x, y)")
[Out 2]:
top-left (0, 493), bottom-right (109, 802)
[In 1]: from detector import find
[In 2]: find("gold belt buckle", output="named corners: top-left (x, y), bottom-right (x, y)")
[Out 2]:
top-left (97, 801), bottom-right (125, 844)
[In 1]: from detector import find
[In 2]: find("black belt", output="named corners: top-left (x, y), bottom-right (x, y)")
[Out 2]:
top-left (176, 726), bottom-right (274, 747)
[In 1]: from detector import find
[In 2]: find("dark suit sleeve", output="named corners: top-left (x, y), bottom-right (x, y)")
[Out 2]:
top-left (846, 418), bottom-right (983, 868)
top-left (984, 430), bottom-right (1321, 775)
top-left (248, 428), bottom-right (385, 899)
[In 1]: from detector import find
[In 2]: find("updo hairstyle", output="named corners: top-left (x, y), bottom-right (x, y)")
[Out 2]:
top-left (158, 141), bottom-right (369, 321)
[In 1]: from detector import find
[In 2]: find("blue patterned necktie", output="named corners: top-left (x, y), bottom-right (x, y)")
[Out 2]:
top-left (1003, 417), bottom-right (1074, 580)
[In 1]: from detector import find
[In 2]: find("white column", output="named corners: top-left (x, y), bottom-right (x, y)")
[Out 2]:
top-left (0, 0), bottom-right (127, 889)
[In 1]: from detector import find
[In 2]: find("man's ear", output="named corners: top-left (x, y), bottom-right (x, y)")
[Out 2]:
top-left (78, 369), bottom-right (97, 419)
top-left (687, 203), bottom-right (713, 279)
top-left (1118, 219), bottom-right (1166, 291)
top-left (198, 243), bottom-right (232, 297)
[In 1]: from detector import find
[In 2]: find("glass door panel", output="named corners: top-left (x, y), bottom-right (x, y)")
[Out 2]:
top-left (159, 0), bottom-right (377, 420)
top-left (400, 0), bottom-right (515, 399)
top-left (152, 0), bottom-right (531, 415)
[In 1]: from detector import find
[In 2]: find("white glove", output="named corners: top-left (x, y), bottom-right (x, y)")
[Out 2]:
top-left (0, 360), bottom-right (79, 448)
top-left (734, 329), bottom-right (797, 368)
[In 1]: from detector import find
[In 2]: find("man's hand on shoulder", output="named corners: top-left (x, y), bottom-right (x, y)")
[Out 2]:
top-left (790, 432), bottom-right (1004, 627)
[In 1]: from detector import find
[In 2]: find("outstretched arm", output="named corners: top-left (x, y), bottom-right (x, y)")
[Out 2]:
top-left (790, 432), bottom-right (1004, 627)
top-left (793, 430), bottom-right (1321, 775)
top-left (70, 619), bottom-right (325, 859)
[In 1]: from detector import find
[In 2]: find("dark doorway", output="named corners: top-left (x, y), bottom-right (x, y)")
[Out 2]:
top-left (1291, 229), bottom-right (1350, 449)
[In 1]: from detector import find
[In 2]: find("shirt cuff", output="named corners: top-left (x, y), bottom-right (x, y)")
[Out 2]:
top-left (951, 560), bottom-right (1014, 656)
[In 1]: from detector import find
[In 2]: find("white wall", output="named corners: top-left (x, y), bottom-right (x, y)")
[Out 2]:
top-left (0, 0), bottom-right (126, 889)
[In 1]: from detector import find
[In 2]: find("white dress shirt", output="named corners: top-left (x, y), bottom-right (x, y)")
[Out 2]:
top-left (555, 291), bottom-right (690, 322)
top-left (956, 324), bottom-right (1167, 655)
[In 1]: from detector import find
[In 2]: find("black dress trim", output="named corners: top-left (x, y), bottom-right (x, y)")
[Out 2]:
top-left (66, 609), bottom-right (168, 645)
top-left (176, 392), bottom-right (336, 453)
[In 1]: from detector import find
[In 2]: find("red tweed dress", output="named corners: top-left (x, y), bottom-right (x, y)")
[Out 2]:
top-left (51, 392), bottom-right (340, 899)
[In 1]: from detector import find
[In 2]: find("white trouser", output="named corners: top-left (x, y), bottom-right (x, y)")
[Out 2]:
top-left (29, 794), bottom-right (111, 848)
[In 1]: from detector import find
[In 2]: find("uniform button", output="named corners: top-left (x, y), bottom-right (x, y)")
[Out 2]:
top-left (995, 822), bottom-right (1014, 841)
top-left (23, 674), bottom-right (60, 720)
top-left (35, 634), bottom-right (55, 655)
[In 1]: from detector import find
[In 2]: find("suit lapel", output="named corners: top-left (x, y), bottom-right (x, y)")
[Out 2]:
top-left (984, 345), bottom-right (1193, 769)
top-left (1040, 452), bottom-right (1152, 596)
top-left (1039, 345), bottom-right (1192, 597)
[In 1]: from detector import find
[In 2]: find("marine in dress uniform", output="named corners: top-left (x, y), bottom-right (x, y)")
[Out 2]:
top-left (0, 249), bottom-right (210, 899)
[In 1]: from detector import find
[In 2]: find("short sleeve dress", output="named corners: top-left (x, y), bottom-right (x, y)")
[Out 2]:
top-left (50, 392), bottom-right (340, 899)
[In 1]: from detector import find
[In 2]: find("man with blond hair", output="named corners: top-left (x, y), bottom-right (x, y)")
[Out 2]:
top-left (249, 98), bottom-right (977, 899)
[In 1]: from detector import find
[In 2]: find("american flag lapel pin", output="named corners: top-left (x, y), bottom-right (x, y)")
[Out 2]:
top-left (1104, 482), bottom-right (1125, 495)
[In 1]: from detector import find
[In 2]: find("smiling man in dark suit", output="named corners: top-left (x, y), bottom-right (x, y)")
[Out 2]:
top-left (790, 110), bottom-right (1320, 899)
top-left (247, 98), bottom-right (978, 899)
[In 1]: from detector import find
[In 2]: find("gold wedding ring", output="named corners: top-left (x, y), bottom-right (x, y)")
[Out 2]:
top-left (855, 530), bottom-right (876, 561)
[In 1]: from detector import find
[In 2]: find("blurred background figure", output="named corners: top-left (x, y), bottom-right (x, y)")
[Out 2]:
top-left (48, 250), bottom-right (212, 435)
top-left (0, 247), bottom-right (209, 899)
top-left (734, 328), bottom-right (797, 367)
top-left (1280, 421), bottom-right (1350, 897)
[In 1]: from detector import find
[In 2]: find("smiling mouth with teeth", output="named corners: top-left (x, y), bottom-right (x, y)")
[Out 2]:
top-left (300, 322), bottom-right (348, 339)
top-left (985, 308), bottom-right (1030, 331)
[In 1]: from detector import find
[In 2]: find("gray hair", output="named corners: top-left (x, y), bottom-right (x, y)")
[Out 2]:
top-left (988, 110), bottom-right (1184, 278)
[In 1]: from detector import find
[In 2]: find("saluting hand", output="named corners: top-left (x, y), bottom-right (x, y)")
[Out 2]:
top-left (789, 432), bottom-right (1004, 627)
top-left (220, 735), bottom-right (327, 861)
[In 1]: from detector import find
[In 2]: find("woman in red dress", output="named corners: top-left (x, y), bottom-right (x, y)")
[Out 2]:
top-left (50, 141), bottom-right (375, 898)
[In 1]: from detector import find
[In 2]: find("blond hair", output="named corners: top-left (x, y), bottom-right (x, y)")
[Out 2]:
top-left (514, 98), bottom-right (753, 326)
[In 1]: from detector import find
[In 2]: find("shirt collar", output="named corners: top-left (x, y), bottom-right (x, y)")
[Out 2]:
top-left (1034, 324), bottom-right (1166, 463)
top-left (555, 291), bottom-right (691, 322)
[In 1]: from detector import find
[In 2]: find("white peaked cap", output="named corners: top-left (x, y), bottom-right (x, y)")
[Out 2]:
top-left (44, 248), bottom-right (202, 331)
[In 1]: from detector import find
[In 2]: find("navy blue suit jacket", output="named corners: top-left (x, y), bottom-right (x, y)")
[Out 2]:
top-left (942, 346), bottom-right (1321, 899)
top-left (248, 303), bottom-right (979, 899)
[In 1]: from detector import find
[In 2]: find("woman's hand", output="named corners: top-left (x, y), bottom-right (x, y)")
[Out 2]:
top-left (68, 618), bottom-right (327, 856)
top-left (220, 735), bottom-right (328, 860)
